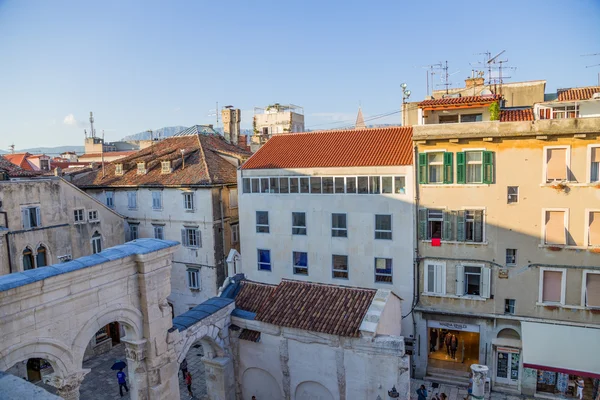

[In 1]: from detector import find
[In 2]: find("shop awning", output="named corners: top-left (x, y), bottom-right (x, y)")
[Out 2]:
top-left (522, 322), bottom-right (600, 379)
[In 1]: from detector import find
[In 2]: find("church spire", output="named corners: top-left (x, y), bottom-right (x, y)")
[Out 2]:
top-left (355, 106), bottom-right (366, 129)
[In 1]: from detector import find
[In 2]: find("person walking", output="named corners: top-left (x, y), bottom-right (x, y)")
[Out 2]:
top-left (416, 384), bottom-right (428, 400)
top-left (450, 334), bottom-right (458, 359)
top-left (180, 358), bottom-right (188, 382)
top-left (116, 369), bottom-right (129, 397)
top-left (576, 376), bottom-right (584, 400)
top-left (185, 371), bottom-right (193, 398)
top-left (445, 333), bottom-right (452, 357)
top-left (430, 329), bottom-right (438, 353)
top-left (440, 394), bottom-right (448, 400)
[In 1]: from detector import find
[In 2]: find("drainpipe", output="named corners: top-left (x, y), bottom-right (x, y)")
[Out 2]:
top-left (412, 144), bottom-right (420, 373)
top-left (219, 186), bottom-right (226, 283)
top-left (0, 211), bottom-right (12, 273)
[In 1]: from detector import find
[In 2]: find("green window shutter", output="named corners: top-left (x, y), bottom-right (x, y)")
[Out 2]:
top-left (457, 210), bottom-right (466, 241)
top-left (442, 211), bottom-right (453, 241)
top-left (474, 210), bottom-right (484, 242)
top-left (483, 151), bottom-right (494, 184)
top-left (418, 209), bottom-right (428, 240)
top-left (418, 153), bottom-right (428, 184)
top-left (443, 152), bottom-right (453, 184)
top-left (456, 152), bottom-right (466, 184)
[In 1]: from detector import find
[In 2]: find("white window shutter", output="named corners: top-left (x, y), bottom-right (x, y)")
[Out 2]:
top-left (22, 209), bottom-right (29, 229)
top-left (181, 229), bottom-right (187, 246)
top-left (35, 208), bottom-right (41, 227)
top-left (456, 265), bottom-right (465, 296)
top-left (482, 267), bottom-right (491, 298)
top-left (424, 264), bottom-right (430, 293)
top-left (196, 230), bottom-right (201, 248)
top-left (441, 264), bottom-right (447, 294)
top-left (435, 264), bottom-right (443, 293)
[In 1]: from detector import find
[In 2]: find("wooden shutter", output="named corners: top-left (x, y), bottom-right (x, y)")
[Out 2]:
top-left (35, 208), bottom-right (41, 227)
top-left (586, 274), bottom-right (600, 307)
top-left (545, 211), bottom-right (565, 245)
top-left (455, 265), bottom-right (465, 296)
top-left (481, 267), bottom-right (491, 298)
top-left (424, 264), bottom-right (431, 293)
top-left (443, 152), bottom-right (453, 184)
top-left (457, 211), bottom-right (466, 241)
top-left (474, 210), bottom-right (484, 242)
top-left (196, 229), bottom-right (202, 248)
top-left (483, 151), bottom-right (494, 184)
top-left (542, 270), bottom-right (562, 303)
top-left (589, 212), bottom-right (600, 246)
top-left (546, 148), bottom-right (567, 181)
top-left (181, 229), bottom-right (187, 247)
top-left (418, 153), bottom-right (428, 184)
top-left (456, 152), bottom-right (466, 184)
top-left (22, 208), bottom-right (29, 229)
top-left (418, 209), bottom-right (428, 240)
top-left (435, 264), bottom-right (444, 294)
top-left (442, 211), bottom-right (453, 241)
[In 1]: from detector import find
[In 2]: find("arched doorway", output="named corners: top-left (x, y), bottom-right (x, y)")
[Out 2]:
top-left (242, 367), bottom-right (282, 400)
top-left (295, 381), bottom-right (334, 400)
top-left (22, 247), bottom-right (34, 271)
top-left (177, 336), bottom-right (226, 399)
top-left (494, 328), bottom-right (522, 387)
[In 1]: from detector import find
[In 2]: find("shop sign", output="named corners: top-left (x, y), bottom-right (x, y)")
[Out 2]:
top-left (497, 346), bottom-right (520, 354)
top-left (428, 320), bottom-right (480, 333)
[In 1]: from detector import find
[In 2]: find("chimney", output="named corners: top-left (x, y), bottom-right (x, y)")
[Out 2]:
top-left (222, 108), bottom-right (241, 145)
top-left (54, 167), bottom-right (62, 177)
top-left (465, 77), bottom-right (485, 89)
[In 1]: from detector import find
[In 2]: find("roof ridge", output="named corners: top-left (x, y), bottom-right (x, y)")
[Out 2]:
top-left (195, 134), bottom-right (212, 184)
top-left (280, 278), bottom-right (377, 292)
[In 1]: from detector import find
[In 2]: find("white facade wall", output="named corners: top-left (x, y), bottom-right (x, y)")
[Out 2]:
top-left (238, 166), bottom-right (416, 336)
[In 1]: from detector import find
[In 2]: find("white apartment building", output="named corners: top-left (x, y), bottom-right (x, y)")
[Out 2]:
top-left (237, 126), bottom-right (417, 336)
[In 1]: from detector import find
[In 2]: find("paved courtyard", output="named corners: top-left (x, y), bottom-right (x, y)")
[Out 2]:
top-left (409, 378), bottom-right (535, 400)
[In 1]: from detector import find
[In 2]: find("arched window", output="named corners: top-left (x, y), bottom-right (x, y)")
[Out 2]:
top-left (23, 247), bottom-right (34, 270)
top-left (91, 231), bottom-right (102, 254)
top-left (36, 245), bottom-right (47, 267)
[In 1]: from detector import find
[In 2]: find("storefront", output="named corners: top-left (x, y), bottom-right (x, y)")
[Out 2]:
top-left (491, 328), bottom-right (522, 390)
top-left (427, 320), bottom-right (480, 373)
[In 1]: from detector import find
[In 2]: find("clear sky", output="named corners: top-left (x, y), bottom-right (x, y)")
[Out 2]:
top-left (0, 0), bottom-right (599, 150)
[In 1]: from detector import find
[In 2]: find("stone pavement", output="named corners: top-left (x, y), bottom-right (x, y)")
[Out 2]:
top-left (410, 378), bottom-right (535, 400)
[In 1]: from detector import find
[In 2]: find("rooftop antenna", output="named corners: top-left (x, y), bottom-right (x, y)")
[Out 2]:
top-left (9, 144), bottom-right (15, 154)
top-left (101, 130), bottom-right (105, 178)
top-left (486, 50), bottom-right (516, 95)
top-left (416, 62), bottom-right (443, 97)
top-left (582, 53), bottom-right (600, 85)
top-left (435, 61), bottom-right (460, 95)
top-left (207, 102), bottom-right (220, 131)
top-left (89, 112), bottom-right (95, 138)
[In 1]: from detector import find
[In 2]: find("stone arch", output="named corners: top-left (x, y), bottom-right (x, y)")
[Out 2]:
top-left (72, 305), bottom-right (144, 366)
top-left (497, 327), bottom-right (521, 340)
top-left (0, 338), bottom-right (76, 378)
top-left (241, 367), bottom-right (282, 400)
top-left (295, 381), bottom-right (334, 400)
top-left (21, 245), bottom-right (35, 271)
top-left (35, 242), bottom-right (49, 267)
top-left (177, 325), bottom-right (226, 363)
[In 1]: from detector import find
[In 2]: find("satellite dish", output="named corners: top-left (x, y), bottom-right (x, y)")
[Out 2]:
top-left (480, 89), bottom-right (493, 96)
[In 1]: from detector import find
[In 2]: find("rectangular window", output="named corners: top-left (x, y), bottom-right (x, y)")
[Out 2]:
top-left (591, 147), bottom-right (600, 182)
top-left (229, 189), bottom-right (238, 208)
top-left (152, 191), bottom-right (162, 210)
top-left (292, 212), bottom-right (306, 235)
top-left (394, 176), bottom-right (406, 194)
top-left (346, 177), bottom-right (357, 193)
top-left (153, 225), bottom-right (164, 240)
top-left (439, 114), bottom-right (459, 123)
top-left (428, 152), bottom-right (444, 184)
top-left (129, 224), bottom-right (139, 240)
top-left (460, 113), bottom-right (483, 123)
top-left (332, 213), bottom-right (347, 237)
top-left (541, 269), bottom-right (563, 303)
top-left (357, 176), bottom-right (368, 193)
top-left (91, 235), bottom-right (102, 254)
top-left (299, 177), bottom-right (310, 193)
top-left (585, 273), bottom-right (600, 308)
top-left (22, 206), bottom-right (41, 229)
top-left (375, 258), bottom-right (393, 283)
top-left (310, 177), bottom-right (321, 193)
top-left (427, 209), bottom-right (443, 239)
top-left (506, 249), bottom-right (517, 266)
top-left (589, 212), bottom-right (600, 246)
top-left (544, 210), bottom-right (566, 245)
top-left (74, 208), bottom-right (85, 223)
top-left (137, 162), bottom-right (146, 174)
top-left (505, 299), bottom-right (515, 314)
top-left (183, 192), bottom-right (195, 211)
top-left (460, 210), bottom-right (484, 243)
top-left (507, 186), bottom-right (518, 204)
top-left (127, 191), bottom-right (137, 209)
top-left (464, 266), bottom-right (482, 296)
top-left (332, 255), bottom-right (348, 279)
top-left (251, 178), bottom-right (260, 193)
top-left (231, 224), bottom-right (239, 243)
top-left (279, 178), bottom-right (289, 194)
top-left (260, 178), bottom-right (269, 193)
top-left (115, 164), bottom-right (123, 175)
top-left (369, 176), bottom-right (380, 194)
top-left (334, 177), bottom-right (345, 193)
top-left (257, 249), bottom-right (271, 271)
top-left (322, 177), bottom-right (334, 194)
top-left (456, 265), bottom-right (491, 297)
top-left (106, 191), bottom-right (114, 208)
top-left (243, 178), bottom-right (251, 194)
top-left (256, 211), bottom-right (269, 233)
top-left (88, 210), bottom-right (98, 221)
top-left (293, 251), bottom-right (308, 275)
top-left (425, 263), bottom-right (445, 294)
top-left (181, 227), bottom-right (201, 247)
top-left (290, 177), bottom-right (299, 193)
top-left (382, 176), bottom-right (393, 194)
top-left (187, 268), bottom-right (200, 289)
top-left (466, 151), bottom-right (483, 183)
top-left (269, 177), bottom-right (279, 193)
top-left (161, 161), bottom-right (171, 174)
top-left (375, 214), bottom-right (392, 240)
top-left (545, 147), bottom-right (568, 182)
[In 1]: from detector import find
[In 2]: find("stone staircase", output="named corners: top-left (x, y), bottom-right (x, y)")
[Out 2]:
top-left (425, 367), bottom-right (471, 388)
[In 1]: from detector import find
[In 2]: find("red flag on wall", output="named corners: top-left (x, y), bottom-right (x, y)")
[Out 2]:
top-left (431, 238), bottom-right (441, 247)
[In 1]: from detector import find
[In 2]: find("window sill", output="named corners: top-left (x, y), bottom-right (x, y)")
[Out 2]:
top-left (421, 240), bottom-right (488, 246)
top-left (538, 244), bottom-right (586, 250)
top-left (152, 208), bottom-right (163, 211)
top-left (421, 184), bottom-right (491, 187)
top-left (188, 288), bottom-right (201, 292)
top-left (536, 302), bottom-right (565, 307)
top-left (185, 209), bottom-right (195, 213)
top-left (422, 292), bottom-right (488, 301)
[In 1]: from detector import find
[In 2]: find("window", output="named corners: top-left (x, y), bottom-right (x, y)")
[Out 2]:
top-left (465, 151), bottom-right (483, 183)
top-left (251, 178), bottom-right (260, 193)
top-left (369, 176), bottom-right (380, 194)
top-left (91, 232), bottom-right (102, 254)
top-left (23, 247), bottom-right (34, 270)
top-left (590, 146), bottom-right (600, 182)
top-left (243, 178), bottom-right (251, 193)
top-left (74, 208), bottom-right (85, 223)
top-left (505, 299), bottom-right (515, 314)
top-left (127, 191), bottom-right (137, 209)
top-left (456, 265), bottom-right (491, 297)
top-left (375, 214), bottom-right (392, 240)
top-left (544, 210), bottom-right (566, 245)
top-left (129, 224), bottom-right (139, 240)
top-left (424, 262), bottom-right (445, 294)
top-left (292, 212), bottom-right (306, 235)
top-left (181, 227), bottom-right (201, 248)
top-left (374, 258), bottom-right (393, 283)
top-left (299, 177), bottom-right (309, 193)
top-left (137, 162), bottom-right (146, 175)
top-left (293, 251), bottom-right (308, 275)
top-left (256, 211), bottom-right (269, 233)
top-left (322, 177), bottom-right (334, 194)
top-left (161, 161), bottom-right (171, 174)
top-left (584, 272), bottom-right (600, 308)
top-left (115, 164), bottom-right (123, 175)
top-left (357, 176), bottom-right (368, 193)
top-left (21, 206), bottom-right (41, 229)
top-left (346, 177), bottom-right (357, 193)
top-left (425, 209), bottom-right (443, 239)
top-left (332, 213), bottom-right (347, 237)
top-left (40, 159), bottom-right (50, 171)
top-left (334, 177), bottom-right (345, 193)
top-left (229, 189), bottom-right (238, 208)
top-left (279, 178), bottom-right (289, 194)
top-left (382, 176), bottom-right (392, 194)
top-left (310, 177), bottom-right (321, 193)
top-left (183, 192), bottom-right (195, 211)
top-left (507, 186), bottom-right (518, 204)
top-left (88, 210), bottom-right (98, 221)
top-left (260, 178), bottom-right (269, 193)
top-left (439, 114), bottom-right (459, 124)
top-left (36, 245), bottom-right (47, 267)
top-left (539, 268), bottom-right (565, 304)
top-left (394, 176), bottom-right (406, 194)
top-left (257, 249), bottom-right (271, 271)
top-left (428, 152), bottom-right (444, 184)
top-left (505, 249), bottom-right (517, 266)
top-left (153, 225), bottom-right (164, 240)
top-left (290, 177), bottom-right (299, 193)
top-left (151, 191), bottom-right (162, 210)
top-left (269, 177), bottom-right (279, 193)
top-left (231, 224), bottom-right (239, 243)
top-left (332, 255), bottom-right (348, 279)
top-left (464, 210), bottom-right (484, 242)
top-left (105, 191), bottom-right (114, 208)
top-left (187, 268), bottom-right (200, 289)
top-left (545, 147), bottom-right (568, 182)
top-left (589, 212), bottom-right (600, 246)
top-left (460, 113), bottom-right (483, 123)
top-left (419, 152), bottom-right (454, 184)
top-left (456, 151), bottom-right (493, 184)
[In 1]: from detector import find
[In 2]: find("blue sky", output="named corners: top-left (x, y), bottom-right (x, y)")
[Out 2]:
top-left (0, 0), bottom-right (599, 150)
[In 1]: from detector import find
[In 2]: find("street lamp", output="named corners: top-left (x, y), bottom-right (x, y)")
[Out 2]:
top-left (401, 83), bottom-right (411, 126)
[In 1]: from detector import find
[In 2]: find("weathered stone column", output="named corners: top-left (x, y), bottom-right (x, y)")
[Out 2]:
top-left (470, 364), bottom-right (489, 400)
top-left (123, 338), bottom-right (148, 400)
top-left (45, 369), bottom-right (89, 400)
top-left (203, 357), bottom-right (236, 400)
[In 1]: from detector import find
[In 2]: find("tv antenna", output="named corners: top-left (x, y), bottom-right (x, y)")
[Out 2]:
top-left (207, 102), bottom-right (220, 131)
top-left (416, 62), bottom-right (443, 97)
top-left (435, 61), bottom-right (460, 94)
top-left (9, 144), bottom-right (15, 154)
top-left (485, 50), bottom-right (516, 95)
top-left (582, 53), bottom-right (600, 85)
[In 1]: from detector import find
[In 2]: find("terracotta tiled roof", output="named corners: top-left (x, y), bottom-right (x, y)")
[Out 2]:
top-left (500, 108), bottom-right (534, 122)
top-left (238, 329), bottom-right (261, 342)
top-left (72, 134), bottom-right (252, 188)
top-left (418, 95), bottom-right (500, 108)
top-left (4, 152), bottom-right (34, 171)
top-left (252, 280), bottom-right (376, 337)
top-left (241, 126), bottom-right (412, 170)
top-left (557, 86), bottom-right (600, 101)
top-left (0, 156), bottom-right (38, 177)
top-left (78, 151), bottom-right (136, 159)
top-left (234, 281), bottom-right (276, 313)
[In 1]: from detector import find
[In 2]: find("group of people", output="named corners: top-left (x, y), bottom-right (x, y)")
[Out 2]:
top-left (416, 385), bottom-right (448, 400)
top-left (180, 358), bottom-right (194, 398)
top-left (430, 329), bottom-right (460, 360)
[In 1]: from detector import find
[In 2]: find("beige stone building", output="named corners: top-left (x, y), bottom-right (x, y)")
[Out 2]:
top-left (251, 103), bottom-right (304, 152)
top-left (411, 86), bottom-right (600, 397)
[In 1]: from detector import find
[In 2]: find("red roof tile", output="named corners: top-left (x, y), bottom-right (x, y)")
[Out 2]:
top-left (557, 86), bottom-right (600, 101)
top-left (4, 153), bottom-right (34, 171)
top-left (234, 281), bottom-right (276, 314)
top-left (0, 156), bottom-right (38, 177)
top-left (238, 329), bottom-right (261, 342)
top-left (78, 151), bottom-right (136, 159)
top-left (500, 108), bottom-right (534, 122)
top-left (241, 126), bottom-right (413, 170)
top-left (418, 95), bottom-right (500, 108)
top-left (250, 280), bottom-right (376, 337)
